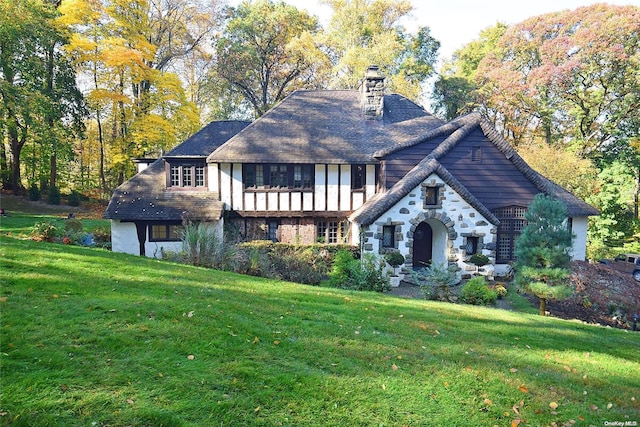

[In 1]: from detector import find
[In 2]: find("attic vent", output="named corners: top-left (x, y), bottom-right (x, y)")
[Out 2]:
top-left (471, 146), bottom-right (482, 162)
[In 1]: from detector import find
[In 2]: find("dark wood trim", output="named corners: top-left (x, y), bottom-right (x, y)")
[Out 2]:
top-left (231, 210), bottom-right (353, 219)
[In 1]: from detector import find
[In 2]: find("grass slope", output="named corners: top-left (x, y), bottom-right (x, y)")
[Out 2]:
top-left (1, 236), bottom-right (639, 426)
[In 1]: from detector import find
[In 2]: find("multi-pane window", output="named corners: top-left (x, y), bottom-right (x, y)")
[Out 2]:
top-left (317, 220), bottom-right (347, 244)
top-left (170, 166), bottom-right (181, 186)
top-left (351, 164), bottom-right (365, 190)
top-left (382, 225), bottom-right (395, 248)
top-left (169, 164), bottom-right (205, 188)
top-left (294, 165), bottom-right (313, 188)
top-left (244, 163), bottom-right (313, 189)
top-left (270, 164), bottom-right (289, 188)
top-left (195, 166), bottom-right (205, 187)
top-left (183, 167), bottom-right (192, 187)
top-left (494, 206), bottom-right (528, 262)
top-left (149, 224), bottom-right (183, 241)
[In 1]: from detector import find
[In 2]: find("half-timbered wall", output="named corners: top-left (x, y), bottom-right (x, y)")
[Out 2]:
top-left (215, 163), bottom-right (377, 214)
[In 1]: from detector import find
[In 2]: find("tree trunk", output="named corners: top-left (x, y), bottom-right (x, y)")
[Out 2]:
top-left (7, 120), bottom-right (26, 194)
top-left (539, 298), bottom-right (547, 316)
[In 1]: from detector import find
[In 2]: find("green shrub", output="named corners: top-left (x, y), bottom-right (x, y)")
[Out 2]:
top-left (469, 253), bottom-right (490, 267)
top-left (328, 250), bottom-right (389, 292)
top-left (460, 277), bottom-right (497, 305)
top-left (384, 251), bottom-right (405, 275)
top-left (92, 226), bottom-right (112, 247)
top-left (47, 186), bottom-right (61, 205)
top-left (32, 221), bottom-right (62, 242)
top-left (28, 184), bottom-right (40, 201)
top-left (412, 263), bottom-right (459, 302)
top-left (64, 219), bottom-right (83, 233)
top-left (67, 190), bottom-right (82, 207)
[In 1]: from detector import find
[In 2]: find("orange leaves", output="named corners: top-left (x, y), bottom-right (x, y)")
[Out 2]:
top-left (519, 384), bottom-right (529, 393)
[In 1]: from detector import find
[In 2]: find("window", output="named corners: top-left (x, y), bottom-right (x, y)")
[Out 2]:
top-left (294, 165), bottom-right (313, 188)
top-left (170, 166), bottom-right (180, 186)
top-left (494, 206), bottom-right (528, 262)
top-left (424, 186), bottom-right (439, 206)
top-left (270, 164), bottom-right (289, 188)
top-left (149, 224), bottom-right (183, 242)
top-left (243, 164), bottom-right (264, 188)
top-left (465, 237), bottom-right (479, 255)
top-left (168, 164), bottom-right (206, 188)
top-left (244, 163), bottom-right (313, 190)
top-left (195, 165), bottom-right (205, 187)
top-left (317, 220), bottom-right (347, 244)
top-left (382, 225), bottom-right (395, 248)
top-left (268, 220), bottom-right (279, 242)
top-left (352, 164), bottom-right (366, 190)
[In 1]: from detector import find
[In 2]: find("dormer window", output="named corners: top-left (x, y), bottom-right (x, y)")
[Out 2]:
top-left (168, 163), bottom-right (206, 188)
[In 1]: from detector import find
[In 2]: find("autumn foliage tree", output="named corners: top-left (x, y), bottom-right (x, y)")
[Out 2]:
top-left (213, 0), bottom-right (324, 118)
top-left (319, 0), bottom-right (439, 100)
top-left (0, 0), bottom-right (85, 194)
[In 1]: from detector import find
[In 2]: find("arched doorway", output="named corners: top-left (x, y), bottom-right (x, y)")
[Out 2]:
top-left (413, 222), bottom-right (433, 269)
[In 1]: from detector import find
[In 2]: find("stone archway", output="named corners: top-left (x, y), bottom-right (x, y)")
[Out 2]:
top-left (408, 211), bottom-right (458, 270)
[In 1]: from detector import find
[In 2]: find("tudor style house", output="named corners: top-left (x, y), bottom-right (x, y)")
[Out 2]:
top-left (105, 66), bottom-right (598, 279)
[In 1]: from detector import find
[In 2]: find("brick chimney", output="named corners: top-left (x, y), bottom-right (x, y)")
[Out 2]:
top-left (361, 65), bottom-right (385, 120)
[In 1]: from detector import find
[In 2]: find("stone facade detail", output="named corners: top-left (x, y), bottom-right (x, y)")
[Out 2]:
top-left (360, 173), bottom-right (497, 281)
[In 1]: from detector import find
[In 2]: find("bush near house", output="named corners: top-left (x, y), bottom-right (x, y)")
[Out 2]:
top-left (460, 277), bottom-right (498, 305)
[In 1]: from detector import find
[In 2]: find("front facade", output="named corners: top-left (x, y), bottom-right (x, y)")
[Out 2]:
top-left (105, 67), bottom-right (598, 280)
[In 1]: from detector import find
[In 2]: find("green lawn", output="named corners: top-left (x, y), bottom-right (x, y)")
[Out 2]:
top-left (1, 223), bottom-right (639, 426)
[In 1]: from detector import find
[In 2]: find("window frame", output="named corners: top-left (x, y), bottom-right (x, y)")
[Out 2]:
top-left (351, 164), bottom-right (366, 191)
top-left (317, 220), bottom-right (348, 244)
top-left (243, 163), bottom-right (314, 191)
top-left (149, 223), bottom-right (183, 242)
top-left (494, 206), bottom-right (528, 263)
top-left (167, 162), bottom-right (207, 189)
top-left (382, 225), bottom-right (395, 248)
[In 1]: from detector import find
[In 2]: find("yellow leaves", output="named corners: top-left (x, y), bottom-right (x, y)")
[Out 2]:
top-left (549, 401), bottom-right (559, 410)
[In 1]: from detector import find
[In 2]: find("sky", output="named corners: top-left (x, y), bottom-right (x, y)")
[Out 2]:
top-left (230, 0), bottom-right (640, 61)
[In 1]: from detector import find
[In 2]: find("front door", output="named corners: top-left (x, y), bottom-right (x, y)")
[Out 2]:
top-left (413, 222), bottom-right (433, 269)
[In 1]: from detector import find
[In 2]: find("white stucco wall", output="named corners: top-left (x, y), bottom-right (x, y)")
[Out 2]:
top-left (111, 220), bottom-right (139, 255)
top-left (111, 220), bottom-right (224, 259)
top-left (358, 174), bottom-right (500, 280)
top-left (570, 216), bottom-right (589, 261)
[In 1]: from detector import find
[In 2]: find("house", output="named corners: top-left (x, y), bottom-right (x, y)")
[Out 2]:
top-left (105, 66), bottom-right (598, 279)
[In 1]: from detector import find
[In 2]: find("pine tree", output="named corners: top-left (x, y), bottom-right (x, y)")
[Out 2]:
top-left (515, 194), bottom-right (574, 315)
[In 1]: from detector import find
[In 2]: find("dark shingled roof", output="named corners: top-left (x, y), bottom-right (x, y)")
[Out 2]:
top-left (104, 120), bottom-right (250, 221)
top-left (165, 120), bottom-right (250, 157)
top-left (207, 90), bottom-right (444, 164)
top-left (104, 160), bottom-right (224, 221)
top-left (350, 112), bottom-right (599, 225)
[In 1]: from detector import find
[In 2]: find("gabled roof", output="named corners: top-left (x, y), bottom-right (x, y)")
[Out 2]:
top-left (207, 90), bottom-right (444, 164)
top-left (104, 120), bottom-right (250, 222)
top-left (104, 160), bottom-right (224, 221)
top-left (350, 112), bottom-right (599, 225)
top-left (165, 120), bottom-right (250, 158)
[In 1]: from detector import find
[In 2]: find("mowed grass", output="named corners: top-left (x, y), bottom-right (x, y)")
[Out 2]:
top-left (1, 233), bottom-right (639, 425)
